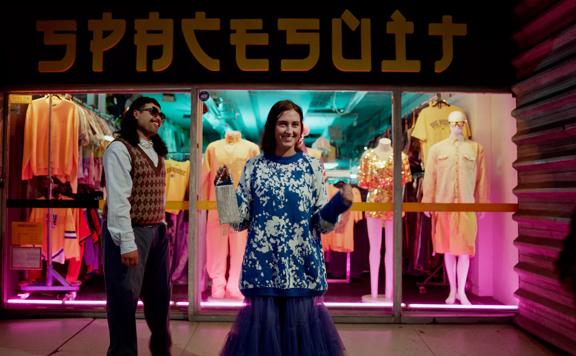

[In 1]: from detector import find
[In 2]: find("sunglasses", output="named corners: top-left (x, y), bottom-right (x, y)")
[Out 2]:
top-left (449, 121), bottom-right (466, 127)
top-left (139, 106), bottom-right (163, 118)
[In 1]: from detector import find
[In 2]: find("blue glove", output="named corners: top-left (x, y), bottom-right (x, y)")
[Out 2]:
top-left (320, 191), bottom-right (352, 224)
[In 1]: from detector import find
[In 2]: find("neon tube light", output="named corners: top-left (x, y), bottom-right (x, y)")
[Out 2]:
top-left (6, 299), bottom-right (517, 311)
top-left (406, 303), bottom-right (518, 310)
top-left (195, 301), bottom-right (399, 308)
top-left (6, 299), bottom-right (177, 307)
top-left (7, 299), bottom-right (395, 308)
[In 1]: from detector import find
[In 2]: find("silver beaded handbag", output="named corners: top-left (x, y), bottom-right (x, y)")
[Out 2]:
top-left (215, 178), bottom-right (241, 225)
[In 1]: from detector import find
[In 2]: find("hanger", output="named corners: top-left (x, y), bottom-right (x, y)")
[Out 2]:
top-left (431, 93), bottom-right (450, 108)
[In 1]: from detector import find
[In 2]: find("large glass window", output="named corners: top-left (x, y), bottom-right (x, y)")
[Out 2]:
top-left (1, 89), bottom-right (518, 318)
top-left (400, 92), bottom-right (518, 313)
top-left (3, 92), bottom-right (191, 314)
top-left (195, 89), bottom-right (399, 317)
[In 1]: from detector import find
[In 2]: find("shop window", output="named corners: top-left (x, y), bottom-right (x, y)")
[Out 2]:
top-left (1, 89), bottom-right (519, 317)
top-left (194, 89), bottom-right (519, 317)
top-left (196, 89), bottom-right (398, 316)
top-left (3, 92), bottom-right (191, 314)
top-left (400, 92), bottom-right (518, 312)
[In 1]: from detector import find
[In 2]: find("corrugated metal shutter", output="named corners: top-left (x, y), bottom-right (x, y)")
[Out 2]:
top-left (511, 0), bottom-right (576, 353)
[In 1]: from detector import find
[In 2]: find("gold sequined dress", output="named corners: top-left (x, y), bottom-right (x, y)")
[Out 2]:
top-left (357, 149), bottom-right (412, 220)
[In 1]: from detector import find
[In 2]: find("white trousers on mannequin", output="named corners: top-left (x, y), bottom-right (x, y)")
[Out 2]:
top-left (444, 253), bottom-right (471, 304)
top-left (366, 217), bottom-right (393, 300)
top-left (205, 212), bottom-right (247, 298)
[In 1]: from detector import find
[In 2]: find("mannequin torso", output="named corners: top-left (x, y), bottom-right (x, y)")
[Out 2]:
top-left (357, 137), bottom-right (411, 220)
top-left (374, 138), bottom-right (392, 159)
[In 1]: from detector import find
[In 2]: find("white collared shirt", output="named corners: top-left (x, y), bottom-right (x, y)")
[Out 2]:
top-left (103, 139), bottom-right (159, 254)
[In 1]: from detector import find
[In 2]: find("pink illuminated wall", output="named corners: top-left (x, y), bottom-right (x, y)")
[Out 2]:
top-left (451, 93), bottom-right (519, 304)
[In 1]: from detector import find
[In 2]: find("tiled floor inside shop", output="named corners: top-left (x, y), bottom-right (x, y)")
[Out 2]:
top-left (0, 317), bottom-right (560, 355)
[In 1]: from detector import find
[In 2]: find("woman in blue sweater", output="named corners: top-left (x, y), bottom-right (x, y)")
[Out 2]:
top-left (217, 100), bottom-right (352, 356)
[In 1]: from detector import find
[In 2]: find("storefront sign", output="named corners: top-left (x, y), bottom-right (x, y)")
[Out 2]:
top-left (11, 247), bottom-right (42, 270)
top-left (0, 3), bottom-right (513, 88)
top-left (36, 10), bottom-right (467, 74)
top-left (12, 222), bottom-right (43, 245)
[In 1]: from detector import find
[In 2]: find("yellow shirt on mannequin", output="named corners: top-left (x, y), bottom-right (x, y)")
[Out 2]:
top-left (411, 104), bottom-right (472, 166)
top-left (200, 131), bottom-right (260, 201)
top-left (422, 137), bottom-right (489, 256)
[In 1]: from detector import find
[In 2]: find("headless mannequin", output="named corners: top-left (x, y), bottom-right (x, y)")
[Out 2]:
top-left (425, 111), bottom-right (472, 305)
top-left (225, 129), bottom-right (241, 143)
top-left (362, 138), bottom-right (394, 302)
top-left (205, 129), bottom-right (255, 300)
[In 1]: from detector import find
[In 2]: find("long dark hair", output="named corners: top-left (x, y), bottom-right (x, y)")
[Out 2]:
top-left (260, 100), bottom-right (304, 155)
top-left (118, 96), bottom-right (168, 157)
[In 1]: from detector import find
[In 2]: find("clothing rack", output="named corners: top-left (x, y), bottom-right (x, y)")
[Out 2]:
top-left (402, 93), bottom-right (454, 124)
top-left (416, 255), bottom-right (448, 294)
top-left (67, 94), bottom-right (118, 129)
top-left (20, 94), bottom-right (80, 299)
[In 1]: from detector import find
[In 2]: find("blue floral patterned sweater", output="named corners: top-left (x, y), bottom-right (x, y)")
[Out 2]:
top-left (232, 152), bottom-right (349, 297)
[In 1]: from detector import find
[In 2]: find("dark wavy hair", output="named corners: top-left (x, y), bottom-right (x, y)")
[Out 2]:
top-left (118, 96), bottom-right (168, 157)
top-left (260, 100), bottom-right (304, 155)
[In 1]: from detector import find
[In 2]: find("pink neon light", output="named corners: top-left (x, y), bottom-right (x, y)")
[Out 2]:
top-left (6, 299), bottom-right (517, 311)
top-left (7, 299), bottom-right (63, 305)
top-left (65, 300), bottom-right (106, 306)
top-left (200, 301), bottom-right (246, 307)
top-left (198, 301), bottom-right (401, 308)
top-left (324, 302), bottom-right (397, 308)
top-left (407, 303), bottom-right (518, 310)
top-left (6, 299), bottom-right (166, 307)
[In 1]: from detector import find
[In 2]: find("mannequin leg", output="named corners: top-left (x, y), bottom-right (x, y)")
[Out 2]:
top-left (205, 212), bottom-right (228, 298)
top-left (366, 217), bottom-right (383, 299)
top-left (383, 220), bottom-right (393, 300)
top-left (226, 229), bottom-right (248, 299)
top-left (444, 253), bottom-right (457, 304)
top-left (456, 255), bottom-right (471, 305)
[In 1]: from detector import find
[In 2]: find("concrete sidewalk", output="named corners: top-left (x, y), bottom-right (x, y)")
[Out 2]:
top-left (0, 318), bottom-right (556, 356)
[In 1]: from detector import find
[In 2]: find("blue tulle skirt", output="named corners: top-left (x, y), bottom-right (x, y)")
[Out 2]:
top-left (220, 296), bottom-right (346, 356)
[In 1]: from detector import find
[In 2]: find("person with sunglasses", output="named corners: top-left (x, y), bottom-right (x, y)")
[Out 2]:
top-left (102, 96), bottom-right (171, 355)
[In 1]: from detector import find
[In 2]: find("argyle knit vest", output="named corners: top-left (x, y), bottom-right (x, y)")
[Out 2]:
top-left (116, 138), bottom-right (165, 225)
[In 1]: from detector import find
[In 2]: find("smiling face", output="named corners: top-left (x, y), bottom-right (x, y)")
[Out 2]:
top-left (274, 109), bottom-right (302, 156)
top-left (134, 103), bottom-right (163, 139)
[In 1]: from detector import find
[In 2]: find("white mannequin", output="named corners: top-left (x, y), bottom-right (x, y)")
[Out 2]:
top-left (362, 138), bottom-right (394, 302)
top-left (425, 111), bottom-right (472, 305)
